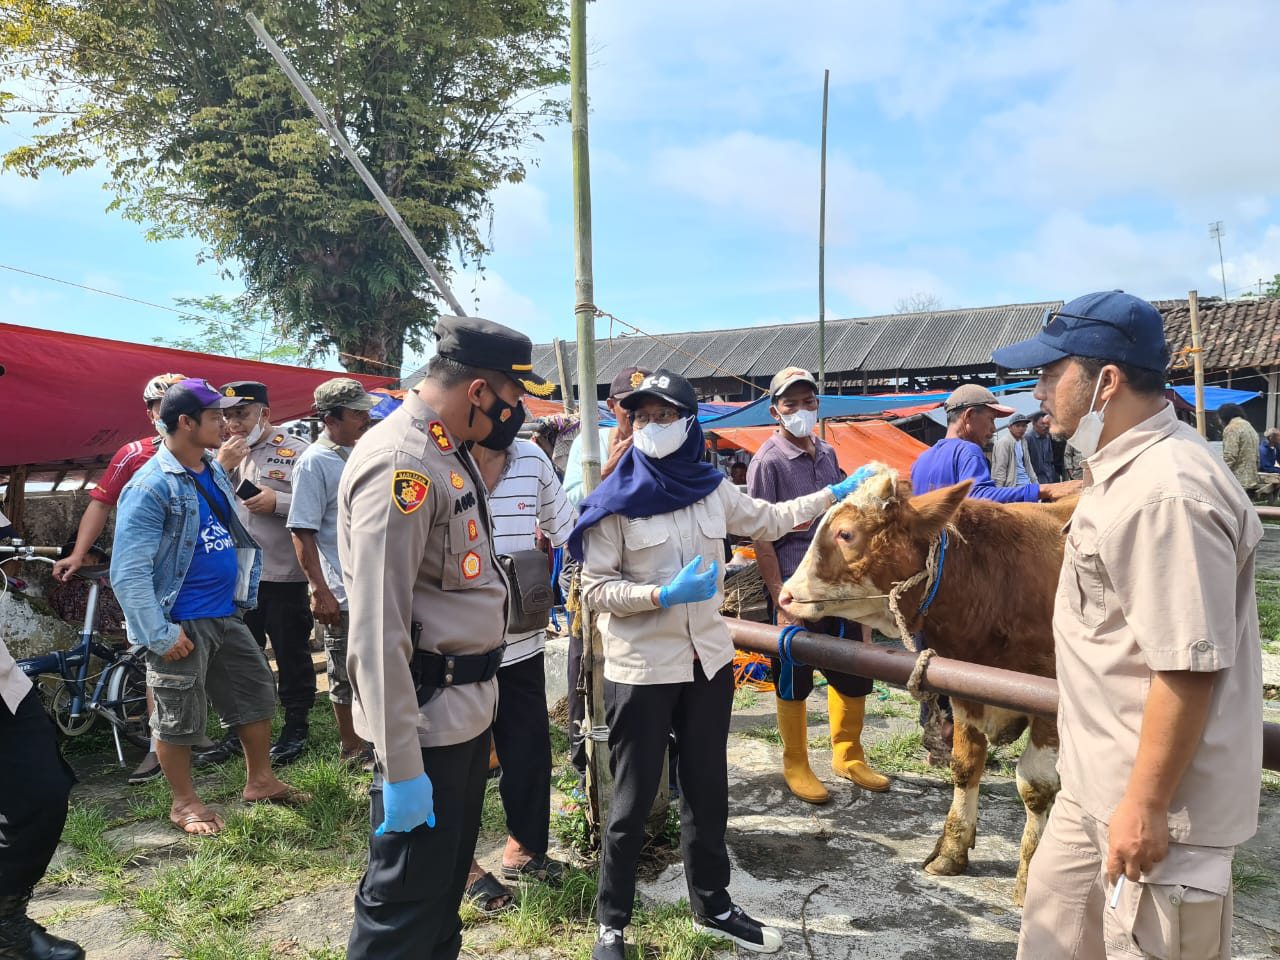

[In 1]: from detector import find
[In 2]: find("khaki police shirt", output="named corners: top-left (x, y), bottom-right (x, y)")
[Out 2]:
top-left (1056, 402), bottom-right (1263, 850)
top-left (230, 429), bottom-right (308, 583)
top-left (338, 390), bottom-right (508, 783)
top-left (0, 638), bottom-right (32, 714)
top-left (581, 482), bottom-right (832, 685)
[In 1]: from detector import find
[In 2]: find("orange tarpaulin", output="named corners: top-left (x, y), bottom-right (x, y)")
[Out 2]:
top-left (709, 421), bottom-right (928, 476)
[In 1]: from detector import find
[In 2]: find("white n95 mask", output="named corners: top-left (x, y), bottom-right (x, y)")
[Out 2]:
top-left (779, 409), bottom-right (818, 438)
top-left (633, 417), bottom-right (692, 460)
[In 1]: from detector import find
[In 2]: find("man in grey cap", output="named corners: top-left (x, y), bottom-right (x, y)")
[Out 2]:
top-left (287, 378), bottom-right (381, 766)
top-left (340, 315), bottom-right (550, 960)
top-left (992, 412), bottom-right (1041, 487)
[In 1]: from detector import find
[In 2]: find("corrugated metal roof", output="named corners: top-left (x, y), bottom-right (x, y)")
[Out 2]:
top-left (823, 319), bottom-right (890, 372)
top-left (718, 327), bottom-right (787, 382)
top-left (862, 312), bottom-right (929, 371)
top-left (594, 336), bottom-right (652, 384)
top-left (746, 325), bottom-right (814, 377)
top-left (673, 330), bottom-right (733, 379)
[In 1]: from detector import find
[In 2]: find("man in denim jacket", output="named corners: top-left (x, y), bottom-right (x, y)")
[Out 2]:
top-left (111, 379), bottom-right (302, 835)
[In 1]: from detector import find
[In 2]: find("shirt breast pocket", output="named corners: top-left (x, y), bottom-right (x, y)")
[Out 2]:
top-left (696, 510), bottom-right (727, 541)
top-left (624, 517), bottom-right (670, 550)
top-left (442, 513), bottom-right (496, 590)
top-left (1062, 541), bottom-right (1107, 628)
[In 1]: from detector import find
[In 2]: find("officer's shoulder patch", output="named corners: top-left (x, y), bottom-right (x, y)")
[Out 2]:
top-left (276, 447), bottom-right (297, 459)
top-left (427, 421), bottom-right (454, 453)
top-left (461, 551), bottom-right (482, 580)
top-left (449, 471), bottom-right (465, 489)
top-left (271, 433), bottom-right (285, 445)
top-left (392, 470), bottom-right (431, 514)
top-left (267, 469), bottom-right (286, 481)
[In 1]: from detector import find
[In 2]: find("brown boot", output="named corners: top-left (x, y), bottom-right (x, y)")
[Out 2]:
top-left (829, 687), bottom-right (890, 792)
top-left (776, 698), bottom-right (828, 804)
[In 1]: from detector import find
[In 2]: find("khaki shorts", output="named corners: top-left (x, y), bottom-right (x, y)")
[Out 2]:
top-left (324, 611), bottom-right (352, 706)
top-left (146, 615), bottom-right (277, 746)
top-left (1018, 791), bottom-right (1232, 960)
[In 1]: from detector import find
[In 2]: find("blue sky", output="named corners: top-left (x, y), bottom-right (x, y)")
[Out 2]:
top-left (3, 0), bottom-right (1279, 379)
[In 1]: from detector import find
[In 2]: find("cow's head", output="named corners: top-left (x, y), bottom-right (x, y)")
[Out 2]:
top-left (779, 463), bottom-right (972, 637)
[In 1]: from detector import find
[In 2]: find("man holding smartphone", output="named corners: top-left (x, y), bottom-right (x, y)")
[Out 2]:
top-left (209, 380), bottom-right (316, 766)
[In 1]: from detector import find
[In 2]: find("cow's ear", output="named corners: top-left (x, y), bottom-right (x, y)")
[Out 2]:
top-left (907, 480), bottom-right (971, 538)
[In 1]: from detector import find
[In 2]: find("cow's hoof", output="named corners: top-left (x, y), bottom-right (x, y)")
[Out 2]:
top-left (923, 839), bottom-right (969, 876)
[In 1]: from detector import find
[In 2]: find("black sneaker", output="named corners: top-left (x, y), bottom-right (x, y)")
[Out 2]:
top-left (591, 926), bottom-right (625, 960)
top-left (193, 732), bottom-right (242, 769)
top-left (268, 721), bottom-right (309, 766)
top-left (127, 751), bottom-right (163, 785)
top-left (693, 905), bottom-right (783, 953)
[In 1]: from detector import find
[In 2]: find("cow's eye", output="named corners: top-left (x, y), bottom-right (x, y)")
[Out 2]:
top-left (836, 529), bottom-right (853, 543)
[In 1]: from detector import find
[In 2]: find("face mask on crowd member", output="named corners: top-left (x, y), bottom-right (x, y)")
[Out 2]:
top-left (1069, 374), bottom-right (1111, 458)
top-left (632, 405), bottom-right (691, 460)
top-left (220, 381), bottom-right (273, 445)
top-left (768, 368), bottom-right (821, 439)
top-left (472, 377), bottom-right (527, 451)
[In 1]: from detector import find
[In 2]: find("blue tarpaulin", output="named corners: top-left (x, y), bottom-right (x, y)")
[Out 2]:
top-left (1172, 385), bottom-right (1259, 409)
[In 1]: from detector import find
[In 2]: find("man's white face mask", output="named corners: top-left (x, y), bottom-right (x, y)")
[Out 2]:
top-left (1068, 375), bottom-right (1110, 458)
top-left (633, 416), bottom-right (692, 460)
top-left (779, 408), bottom-right (818, 438)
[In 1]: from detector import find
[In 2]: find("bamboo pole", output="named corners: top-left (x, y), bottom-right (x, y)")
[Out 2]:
top-left (553, 337), bottom-right (576, 413)
top-left (1189, 290), bottom-right (1206, 437)
top-left (569, 0), bottom-right (610, 833)
top-left (817, 69), bottom-right (829, 440)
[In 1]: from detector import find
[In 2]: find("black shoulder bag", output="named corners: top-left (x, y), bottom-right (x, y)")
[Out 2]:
top-left (498, 549), bottom-right (555, 634)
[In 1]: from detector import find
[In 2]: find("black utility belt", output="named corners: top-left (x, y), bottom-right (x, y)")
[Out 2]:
top-left (409, 644), bottom-right (506, 707)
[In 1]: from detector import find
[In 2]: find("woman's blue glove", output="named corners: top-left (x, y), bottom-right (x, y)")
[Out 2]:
top-left (375, 771), bottom-right (436, 835)
top-left (829, 464), bottom-right (877, 501)
top-left (658, 555), bottom-right (720, 608)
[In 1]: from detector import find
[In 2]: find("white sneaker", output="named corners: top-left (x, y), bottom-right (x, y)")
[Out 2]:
top-left (694, 905), bottom-right (783, 953)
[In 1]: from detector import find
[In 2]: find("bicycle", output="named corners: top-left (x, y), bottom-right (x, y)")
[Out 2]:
top-left (1, 541), bottom-right (149, 766)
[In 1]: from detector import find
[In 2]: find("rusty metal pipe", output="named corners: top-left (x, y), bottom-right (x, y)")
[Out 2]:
top-left (1255, 506), bottom-right (1280, 522)
top-left (725, 617), bottom-right (1280, 773)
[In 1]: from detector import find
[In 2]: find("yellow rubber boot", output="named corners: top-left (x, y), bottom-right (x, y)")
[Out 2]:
top-left (829, 687), bottom-right (891, 792)
top-left (776, 698), bottom-right (829, 804)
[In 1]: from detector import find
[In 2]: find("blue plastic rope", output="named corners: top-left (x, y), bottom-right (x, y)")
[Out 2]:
top-left (916, 529), bottom-right (948, 619)
top-left (835, 619), bottom-right (846, 639)
top-left (549, 546), bottom-right (564, 631)
top-left (776, 624), bottom-right (803, 666)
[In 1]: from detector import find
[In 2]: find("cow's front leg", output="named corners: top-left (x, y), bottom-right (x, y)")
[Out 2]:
top-left (923, 717), bottom-right (987, 877)
top-left (1013, 718), bottom-right (1060, 905)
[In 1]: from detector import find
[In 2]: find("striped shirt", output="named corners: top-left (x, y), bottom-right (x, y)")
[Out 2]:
top-left (489, 440), bottom-right (576, 665)
top-left (91, 435), bottom-right (162, 505)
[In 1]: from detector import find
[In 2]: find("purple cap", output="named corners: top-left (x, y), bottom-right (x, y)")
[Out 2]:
top-left (158, 378), bottom-right (241, 424)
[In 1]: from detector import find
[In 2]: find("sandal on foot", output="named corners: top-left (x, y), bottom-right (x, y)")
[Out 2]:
top-left (174, 813), bottom-right (223, 836)
top-left (501, 854), bottom-right (567, 885)
top-left (246, 785), bottom-right (311, 808)
top-left (464, 872), bottom-right (514, 916)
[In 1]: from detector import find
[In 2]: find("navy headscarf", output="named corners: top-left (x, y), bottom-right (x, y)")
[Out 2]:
top-left (567, 417), bottom-right (724, 562)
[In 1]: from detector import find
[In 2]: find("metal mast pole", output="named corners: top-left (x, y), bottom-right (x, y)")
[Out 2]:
top-left (817, 69), bottom-right (829, 438)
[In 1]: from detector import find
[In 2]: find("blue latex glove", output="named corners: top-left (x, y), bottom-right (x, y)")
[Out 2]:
top-left (829, 464), bottom-right (877, 502)
top-left (658, 555), bottom-right (720, 608)
top-left (375, 771), bottom-right (436, 835)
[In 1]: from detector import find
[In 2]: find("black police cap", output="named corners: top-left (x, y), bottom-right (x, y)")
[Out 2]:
top-left (219, 381), bottom-right (269, 405)
top-left (618, 369), bottom-right (698, 414)
top-left (434, 316), bottom-right (555, 397)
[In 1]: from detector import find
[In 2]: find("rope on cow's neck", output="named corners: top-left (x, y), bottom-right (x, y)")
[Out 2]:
top-left (906, 648), bottom-right (937, 704)
top-left (888, 528), bottom-right (952, 655)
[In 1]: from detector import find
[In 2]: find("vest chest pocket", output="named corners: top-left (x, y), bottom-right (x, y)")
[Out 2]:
top-left (624, 516), bottom-right (669, 550)
top-left (442, 513), bottom-right (495, 590)
top-left (1063, 540), bottom-right (1107, 628)
top-left (696, 508), bottom-right (726, 541)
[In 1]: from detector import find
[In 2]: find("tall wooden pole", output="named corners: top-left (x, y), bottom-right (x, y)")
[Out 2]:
top-left (1189, 290), bottom-right (1206, 437)
top-left (553, 337), bottom-right (575, 414)
top-left (817, 69), bottom-right (829, 439)
top-left (570, 0), bottom-right (610, 833)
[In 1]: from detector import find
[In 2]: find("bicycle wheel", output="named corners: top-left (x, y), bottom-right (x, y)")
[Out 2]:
top-left (41, 676), bottom-right (98, 739)
top-left (103, 649), bottom-right (150, 749)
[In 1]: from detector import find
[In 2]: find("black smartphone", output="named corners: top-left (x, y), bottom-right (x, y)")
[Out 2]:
top-left (236, 479), bottom-right (262, 500)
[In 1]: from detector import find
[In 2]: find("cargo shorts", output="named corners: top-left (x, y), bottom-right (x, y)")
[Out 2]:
top-left (324, 611), bottom-right (353, 706)
top-left (145, 614), bottom-right (277, 746)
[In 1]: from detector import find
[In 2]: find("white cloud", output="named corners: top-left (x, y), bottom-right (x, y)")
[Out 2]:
top-left (486, 178), bottom-right (553, 255)
top-left (455, 267), bottom-right (546, 330)
top-left (830, 262), bottom-right (958, 316)
top-left (652, 131), bottom-right (916, 242)
top-left (1217, 225), bottom-right (1280, 295)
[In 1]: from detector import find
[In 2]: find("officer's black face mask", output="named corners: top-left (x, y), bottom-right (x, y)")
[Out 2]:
top-left (470, 384), bottom-right (527, 450)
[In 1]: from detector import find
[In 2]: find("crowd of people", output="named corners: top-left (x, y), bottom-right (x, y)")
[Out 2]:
top-left (0, 292), bottom-right (1266, 960)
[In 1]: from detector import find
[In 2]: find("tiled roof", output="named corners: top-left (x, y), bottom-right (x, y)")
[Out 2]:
top-left (1156, 298), bottom-right (1280, 373)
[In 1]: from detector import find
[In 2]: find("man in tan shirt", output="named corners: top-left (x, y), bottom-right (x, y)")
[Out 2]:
top-left (994, 292), bottom-right (1263, 960)
top-left (340, 316), bottom-right (553, 960)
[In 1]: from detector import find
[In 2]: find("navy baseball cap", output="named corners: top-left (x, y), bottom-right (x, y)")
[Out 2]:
top-left (992, 292), bottom-right (1171, 372)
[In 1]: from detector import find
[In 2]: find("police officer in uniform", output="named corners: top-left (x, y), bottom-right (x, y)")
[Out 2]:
top-left (213, 381), bottom-right (316, 765)
top-left (339, 316), bottom-right (554, 960)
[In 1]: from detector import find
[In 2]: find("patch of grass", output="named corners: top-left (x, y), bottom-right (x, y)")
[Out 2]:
top-left (45, 802), bottom-right (128, 886)
top-left (864, 729), bottom-right (933, 776)
top-left (480, 778), bottom-right (507, 836)
top-left (732, 687), bottom-right (759, 711)
top-left (1232, 856), bottom-right (1275, 894)
top-left (738, 723), bottom-right (782, 746)
top-left (631, 901), bottom-right (729, 960)
top-left (1263, 771), bottom-right (1280, 795)
top-left (303, 947), bottom-right (346, 960)
top-left (866, 699), bottom-right (910, 719)
top-left (549, 720), bottom-right (571, 757)
top-left (1256, 577), bottom-right (1280, 645)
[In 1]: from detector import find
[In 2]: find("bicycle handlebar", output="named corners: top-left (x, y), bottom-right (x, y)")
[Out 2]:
top-left (0, 544), bottom-right (60, 558)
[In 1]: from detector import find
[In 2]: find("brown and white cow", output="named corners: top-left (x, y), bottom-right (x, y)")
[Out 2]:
top-left (779, 464), bottom-right (1075, 903)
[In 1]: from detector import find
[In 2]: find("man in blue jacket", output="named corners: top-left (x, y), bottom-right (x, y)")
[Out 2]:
top-left (112, 379), bottom-right (302, 835)
top-left (913, 384), bottom-right (1080, 503)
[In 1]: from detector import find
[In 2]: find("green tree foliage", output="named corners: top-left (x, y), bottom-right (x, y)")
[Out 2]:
top-left (1242, 274), bottom-right (1280, 299)
top-left (1, 1), bottom-right (568, 374)
top-left (159, 293), bottom-right (308, 365)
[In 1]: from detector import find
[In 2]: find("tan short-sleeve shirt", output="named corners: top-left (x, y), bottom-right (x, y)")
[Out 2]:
top-left (1055, 403), bottom-right (1263, 848)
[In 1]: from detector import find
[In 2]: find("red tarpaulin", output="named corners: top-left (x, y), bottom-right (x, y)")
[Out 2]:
top-left (709, 421), bottom-right (929, 477)
top-left (0, 323), bottom-right (396, 467)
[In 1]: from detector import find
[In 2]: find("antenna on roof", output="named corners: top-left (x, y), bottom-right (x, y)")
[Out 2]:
top-left (1209, 221), bottom-right (1228, 300)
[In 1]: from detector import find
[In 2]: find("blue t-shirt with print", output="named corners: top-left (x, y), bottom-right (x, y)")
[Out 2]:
top-left (171, 467), bottom-right (238, 622)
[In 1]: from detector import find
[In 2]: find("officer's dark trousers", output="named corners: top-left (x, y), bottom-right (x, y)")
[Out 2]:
top-left (0, 689), bottom-right (76, 895)
top-left (494, 653), bottom-right (551, 855)
top-left (347, 730), bottom-right (489, 960)
top-left (244, 580), bottom-right (316, 719)
top-left (597, 662), bottom-right (733, 931)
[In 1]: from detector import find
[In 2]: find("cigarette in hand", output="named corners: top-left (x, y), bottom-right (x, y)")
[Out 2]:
top-left (1109, 875), bottom-right (1125, 910)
